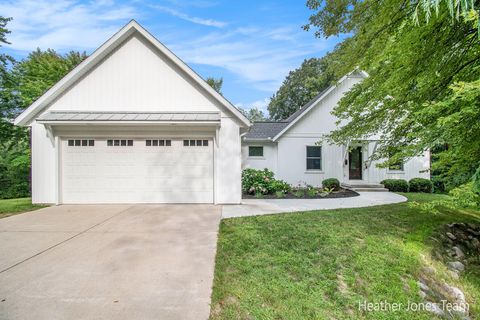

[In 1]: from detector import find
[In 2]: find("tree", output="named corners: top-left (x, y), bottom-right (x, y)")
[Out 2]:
top-left (205, 77), bottom-right (223, 94)
top-left (239, 107), bottom-right (267, 122)
top-left (0, 45), bottom-right (86, 199)
top-left (268, 57), bottom-right (334, 120)
top-left (304, 0), bottom-right (480, 192)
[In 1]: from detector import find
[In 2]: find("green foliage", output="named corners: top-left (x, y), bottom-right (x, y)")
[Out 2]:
top-left (319, 187), bottom-right (334, 197)
top-left (0, 141), bottom-right (30, 199)
top-left (241, 168), bottom-right (291, 195)
top-left (409, 178), bottom-right (434, 193)
top-left (275, 190), bottom-right (286, 198)
top-left (205, 77), bottom-right (223, 94)
top-left (322, 178), bottom-right (340, 190)
top-left (268, 57), bottom-right (334, 120)
top-left (270, 179), bottom-right (291, 194)
top-left (0, 24), bottom-right (86, 198)
top-left (239, 107), bottom-right (267, 122)
top-left (304, 0), bottom-right (480, 194)
top-left (293, 189), bottom-right (305, 198)
top-left (306, 188), bottom-right (318, 197)
top-left (381, 179), bottom-right (409, 192)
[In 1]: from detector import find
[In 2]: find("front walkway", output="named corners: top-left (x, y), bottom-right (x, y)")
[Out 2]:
top-left (222, 192), bottom-right (407, 218)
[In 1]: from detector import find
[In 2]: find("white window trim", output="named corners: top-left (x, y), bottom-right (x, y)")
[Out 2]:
top-left (306, 145), bottom-right (323, 171)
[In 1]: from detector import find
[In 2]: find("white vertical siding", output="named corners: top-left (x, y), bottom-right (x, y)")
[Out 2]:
top-left (241, 142), bottom-right (278, 174)
top-left (216, 117), bottom-right (242, 204)
top-left (242, 74), bottom-right (430, 187)
top-left (31, 122), bottom-right (56, 203)
top-left (49, 34), bottom-right (219, 113)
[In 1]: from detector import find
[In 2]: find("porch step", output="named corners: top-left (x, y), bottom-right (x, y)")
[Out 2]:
top-left (341, 183), bottom-right (389, 192)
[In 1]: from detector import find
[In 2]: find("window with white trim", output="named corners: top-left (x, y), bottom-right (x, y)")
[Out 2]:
top-left (146, 139), bottom-right (172, 146)
top-left (306, 146), bottom-right (322, 170)
top-left (68, 139), bottom-right (94, 147)
top-left (107, 139), bottom-right (133, 147)
top-left (183, 139), bottom-right (208, 146)
top-left (248, 146), bottom-right (263, 157)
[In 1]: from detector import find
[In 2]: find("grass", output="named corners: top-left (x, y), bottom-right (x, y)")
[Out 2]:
top-left (0, 198), bottom-right (48, 219)
top-left (210, 193), bottom-right (480, 319)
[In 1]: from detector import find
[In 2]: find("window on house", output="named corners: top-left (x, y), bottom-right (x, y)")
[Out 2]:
top-left (203, 140), bottom-right (208, 146)
top-left (166, 140), bottom-right (171, 146)
top-left (68, 139), bottom-right (95, 147)
top-left (306, 146), bottom-right (322, 170)
top-left (248, 146), bottom-right (264, 157)
top-left (184, 139), bottom-right (208, 147)
top-left (389, 159), bottom-right (404, 171)
top-left (107, 139), bottom-right (133, 147)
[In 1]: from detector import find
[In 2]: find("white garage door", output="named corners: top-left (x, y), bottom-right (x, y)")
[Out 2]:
top-left (61, 138), bottom-right (214, 204)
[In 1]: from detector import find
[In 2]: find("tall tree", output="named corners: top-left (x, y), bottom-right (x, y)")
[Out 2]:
top-left (206, 77), bottom-right (223, 94)
top-left (0, 46), bottom-right (86, 199)
top-left (304, 0), bottom-right (480, 191)
top-left (268, 57), bottom-right (334, 121)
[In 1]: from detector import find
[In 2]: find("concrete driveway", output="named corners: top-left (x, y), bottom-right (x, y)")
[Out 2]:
top-left (0, 204), bottom-right (221, 320)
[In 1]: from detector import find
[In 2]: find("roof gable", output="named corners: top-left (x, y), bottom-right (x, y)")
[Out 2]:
top-left (14, 20), bottom-right (250, 127)
top-left (271, 70), bottom-right (368, 141)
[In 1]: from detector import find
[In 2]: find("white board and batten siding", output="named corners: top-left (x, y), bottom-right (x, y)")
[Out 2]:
top-left (242, 74), bottom-right (430, 187)
top-left (28, 25), bottom-right (246, 204)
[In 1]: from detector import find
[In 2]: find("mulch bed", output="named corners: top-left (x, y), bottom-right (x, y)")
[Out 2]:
top-left (242, 188), bottom-right (359, 199)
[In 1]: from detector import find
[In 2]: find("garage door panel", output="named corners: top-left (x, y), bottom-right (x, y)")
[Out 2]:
top-left (61, 138), bottom-right (214, 203)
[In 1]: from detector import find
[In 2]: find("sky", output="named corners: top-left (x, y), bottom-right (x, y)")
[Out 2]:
top-left (0, 0), bottom-right (343, 116)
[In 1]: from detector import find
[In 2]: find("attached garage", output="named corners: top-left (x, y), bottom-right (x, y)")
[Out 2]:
top-left (14, 21), bottom-right (250, 205)
top-left (61, 137), bottom-right (214, 204)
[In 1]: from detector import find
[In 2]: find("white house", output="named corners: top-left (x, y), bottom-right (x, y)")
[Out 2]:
top-left (16, 21), bottom-right (430, 205)
top-left (14, 20), bottom-right (251, 205)
top-left (242, 71), bottom-right (430, 189)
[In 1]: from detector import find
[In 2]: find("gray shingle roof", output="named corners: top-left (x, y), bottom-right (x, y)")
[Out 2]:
top-left (244, 86), bottom-right (333, 141)
top-left (244, 121), bottom-right (289, 140)
top-left (37, 111), bottom-right (221, 122)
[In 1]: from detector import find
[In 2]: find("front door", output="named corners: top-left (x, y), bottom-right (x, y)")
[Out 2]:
top-left (349, 146), bottom-right (363, 180)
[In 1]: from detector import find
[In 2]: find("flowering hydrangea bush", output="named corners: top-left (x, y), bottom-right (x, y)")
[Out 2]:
top-left (242, 168), bottom-right (291, 195)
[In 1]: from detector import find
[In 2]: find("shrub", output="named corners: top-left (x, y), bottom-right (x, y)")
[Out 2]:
top-left (275, 190), bottom-right (286, 198)
top-left (322, 178), bottom-right (340, 190)
top-left (380, 179), bottom-right (409, 192)
top-left (293, 189), bottom-right (305, 198)
top-left (409, 178), bottom-right (434, 193)
top-left (241, 168), bottom-right (292, 195)
top-left (271, 179), bottom-right (291, 194)
top-left (306, 188), bottom-right (318, 197)
top-left (242, 168), bottom-right (274, 194)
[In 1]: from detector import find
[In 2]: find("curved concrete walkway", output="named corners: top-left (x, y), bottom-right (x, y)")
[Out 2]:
top-left (222, 192), bottom-right (407, 218)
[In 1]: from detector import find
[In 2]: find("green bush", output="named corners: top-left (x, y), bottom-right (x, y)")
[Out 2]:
top-left (322, 178), bottom-right (340, 190)
top-left (380, 179), bottom-right (409, 192)
top-left (409, 178), bottom-right (434, 193)
top-left (271, 179), bottom-right (291, 194)
top-left (242, 168), bottom-right (291, 195)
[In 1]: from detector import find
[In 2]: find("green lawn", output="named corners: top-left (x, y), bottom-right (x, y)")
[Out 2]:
top-left (0, 198), bottom-right (48, 219)
top-left (210, 193), bottom-right (480, 319)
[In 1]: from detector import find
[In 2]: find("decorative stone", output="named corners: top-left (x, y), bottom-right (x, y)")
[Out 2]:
top-left (452, 246), bottom-right (465, 260)
top-left (448, 261), bottom-right (465, 272)
top-left (448, 270), bottom-right (460, 280)
top-left (418, 281), bottom-right (429, 292)
top-left (419, 290), bottom-right (427, 299)
top-left (471, 238), bottom-right (480, 249)
top-left (446, 232), bottom-right (457, 240)
top-left (427, 302), bottom-right (445, 317)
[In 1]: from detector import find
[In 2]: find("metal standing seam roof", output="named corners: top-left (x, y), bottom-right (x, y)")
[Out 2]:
top-left (37, 111), bottom-right (221, 122)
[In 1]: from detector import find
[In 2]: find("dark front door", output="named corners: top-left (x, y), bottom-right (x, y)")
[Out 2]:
top-left (349, 146), bottom-right (363, 180)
